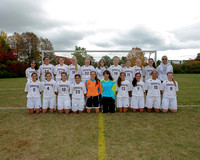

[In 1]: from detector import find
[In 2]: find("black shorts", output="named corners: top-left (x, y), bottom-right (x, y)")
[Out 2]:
top-left (86, 96), bottom-right (99, 108)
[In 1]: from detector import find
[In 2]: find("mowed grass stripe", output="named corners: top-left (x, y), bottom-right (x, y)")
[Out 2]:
top-left (98, 112), bottom-right (106, 160)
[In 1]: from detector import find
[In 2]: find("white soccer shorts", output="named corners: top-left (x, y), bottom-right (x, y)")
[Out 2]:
top-left (162, 97), bottom-right (177, 110)
top-left (117, 97), bottom-right (129, 108)
top-left (58, 97), bottom-right (71, 110)
top-left (72, 99), bottom-right (85, 112)
top-left (146, 96), bottom-right (161, 109)
top-left (42, 97), bottom-right (56, 109)
top-left (131, 96), bottom-right (144, 109)
top-left (27, 97), bottom-right (41, 109)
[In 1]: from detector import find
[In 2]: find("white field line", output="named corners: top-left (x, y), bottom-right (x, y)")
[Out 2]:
top-left (0, 105), bottom-right (199, 110)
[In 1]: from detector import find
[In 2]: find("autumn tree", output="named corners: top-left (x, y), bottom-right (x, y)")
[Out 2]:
top-left (127, 47), bottom-right (147, 66)
top-left (0, 30), bottom-right (10, 52)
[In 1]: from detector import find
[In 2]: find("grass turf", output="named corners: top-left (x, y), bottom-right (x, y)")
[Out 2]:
top-left (0, 74), bottom-right (200, 160)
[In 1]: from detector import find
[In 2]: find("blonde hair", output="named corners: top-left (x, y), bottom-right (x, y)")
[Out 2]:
top-left (136, 58), bottom-right (143, 70)
top-left (72, 56), bottom-right (78, 73)
top-left (167, 72), bottom-right (176, 86)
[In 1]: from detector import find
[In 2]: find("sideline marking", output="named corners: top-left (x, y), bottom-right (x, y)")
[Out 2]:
top-left (98, 112), bottom-right (106, 160)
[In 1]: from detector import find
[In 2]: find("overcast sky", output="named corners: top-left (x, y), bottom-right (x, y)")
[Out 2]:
top-left (0, 0), bottom-right (200, 60)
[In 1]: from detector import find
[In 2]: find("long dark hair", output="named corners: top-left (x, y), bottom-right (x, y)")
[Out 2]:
top-left (103, 70), bottom-right (113, 81)
top-left (30, 60), bottom-right (38, 70)
top-left (132, 73), bottom-right (141, 87)
top-left (98, 59), bottom-right (107, 69)
top-left (90, 71), bottom-right (99, 86)
top-left (149, 58), bottom-right (156, 69)
top-left (117, 72), bottom-right (126, 87)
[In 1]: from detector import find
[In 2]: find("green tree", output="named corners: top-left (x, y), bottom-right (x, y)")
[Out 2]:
top-left (0, 30), bottom-right (10, 52)
top-left (102, 55), bottom-right (112, 67)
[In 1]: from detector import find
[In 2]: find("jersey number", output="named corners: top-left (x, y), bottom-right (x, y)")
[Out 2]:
top-left (75, 90), bottom-right (80, 94)
top-left (62, 88), bottom-right (66, 91)
top-left (154, 86), bottom-right (158, 89)
top-left (121, 86), bottom-right (125, 91)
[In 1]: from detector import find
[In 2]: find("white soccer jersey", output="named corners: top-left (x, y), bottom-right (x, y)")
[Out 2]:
top-left (132, 66), bottom-right (143, 78)
top-left (68, 64), bottom-right (81, 83)
top-left (54, 64), bottom-right (68, 82)
top-left (108, 65), bottom-right (122, 81)
top-left (81, 65), bottom-right (95, 82)
top-left (25, 80), bottom-right (42, 98)
top-left (70, 82), bottom-right (86, 100)
top-left (145, 78), bottom-right (162, 97)
top-left (25, 67), bottom-right (40, 82)
top-left (56, 80), bottom-right (71, 98)
top-left (162, 80), bottom-right (178, 98)
top-left (42, 80), bottom-right (56, 98)
top-left (39, 64), bottom-right (55, 82)
top-left (143, 66), bottom-right (156, 81)
top-left (122, 67), bottom-right (133, 83)
top-left (96, 66), bottom-right (106, 80)
top-left (116, 80), bottom-right (131, 98)
top-left (131, 81), bottom-right (145, 97)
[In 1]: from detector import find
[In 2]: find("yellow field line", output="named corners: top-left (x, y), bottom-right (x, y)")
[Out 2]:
top-left (98, 112), bottom-right (106, 160)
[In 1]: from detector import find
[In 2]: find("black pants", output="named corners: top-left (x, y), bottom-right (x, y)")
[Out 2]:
top-left (102, 97), bottom-right (115, 113)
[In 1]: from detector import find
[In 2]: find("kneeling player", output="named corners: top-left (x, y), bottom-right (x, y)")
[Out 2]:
top-left (55, 72), bottom-right (71, 114)
top-left (25, 72), bottom-right (42, 114)
top-left (131, 73), bottom-right (145, 112)
top-left (116, 72), bottom-right (131, 113)
top-left (161, 72), bottom-right (178, 113)
top-left (145, 70), bottom-right (162, 112)
top-left (42, 72), bottom-right (57, 113)
top-left (85, 71), bottom-right (102, 113)
top-left (70, 74), bottom-right (86, 114)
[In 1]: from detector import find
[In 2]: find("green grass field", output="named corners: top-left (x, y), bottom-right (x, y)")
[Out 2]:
top-left (0, 74), bottom-right (200, 160)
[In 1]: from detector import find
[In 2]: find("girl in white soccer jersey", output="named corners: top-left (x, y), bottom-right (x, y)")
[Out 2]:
top-left (25, 60), bottom-right (39, 82)
top-left (145, 70), bottom-right (162, 112)
top-left (54, 57), bottom-right (68, 82)
top-left (41, 72), bottom-right (57, 113)
top-left (161, 72), bottom-right (178, 113)
top-left (131, 73), bottom-right (145, 112)
top-left (132, 58), bottom-right (143, 79)
top-left (70, 74), bottom-right (87, 114)
top-left (108, 57), bottom-right (122, 82)
top-left (81, 58), bottom-right (95, 84)
top-left (25, 72), bottom-right (42, 114)
top-left (122, 59), bottom-right (133, 83)
top-left (68, 56), bottom-right (81, 83)
top-left (96, 59), bottom-right (107, 80)
top-left (143, 58), bottom-right (156, 82)
top-left (116, 72), bottom-right (131, 113)
top-left (55, 72), bottom-right (71, 114)
top-left (39, 56), bottom-right (55, 82)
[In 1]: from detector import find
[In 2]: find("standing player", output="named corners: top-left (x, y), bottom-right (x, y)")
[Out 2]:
top-left (156, 56), bottom-right (173, 82)
top-left (25, 60), bottom-right (39, 82)
top-left (41, 72), bottom-right (57, 113)
top-left (161, 72), bottom-right (178, 113)
top-left (143, 58), bottom-right (156, 82)
top-left (54, 57), bottom-right (68, 82)
top-left (108, 57), bottom-right (122, 82)
top-left (101, 70), bottom-right (116, 113)
top-left (116, 72), bottom-right (132, 113)
top-left (39, 56), bottom-right (55, 82)
top-left (131, 73), bottom-right (145, 112)
top-left (145, 70), bottom-right (162, 112)
top-left (70, 74), bottom-right (86, 114)
top-left (122, 59), bottom-right (133, 108)
top-left (96, 59), bottom-right (107, 80)
top-left (81, 58), bottom-right (95, 84)
top-left (132, 58), bottom-right (143, 80)
top-left (25, 72), bottom-right (42, 114)
top-left (85, 71), bottom-right (102, 113)
top-left (55, 72), bottom-right (71, 114)
top-left (68, 56), bottom-right (81, 83)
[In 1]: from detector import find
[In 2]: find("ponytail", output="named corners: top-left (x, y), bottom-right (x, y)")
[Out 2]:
top-left (91, 71), bottom-right (99, 86)
top-left (117, 76), bottom-right (122, 87)
top-left (132, 73), bottom-right (141, 87)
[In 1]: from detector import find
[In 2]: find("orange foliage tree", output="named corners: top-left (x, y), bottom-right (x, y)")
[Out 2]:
top-left (127, 47), bottom-right (147, 66)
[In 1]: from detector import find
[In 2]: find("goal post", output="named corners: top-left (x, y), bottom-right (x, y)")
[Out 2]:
top-left (41, 49), bottom-right (157, 64)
